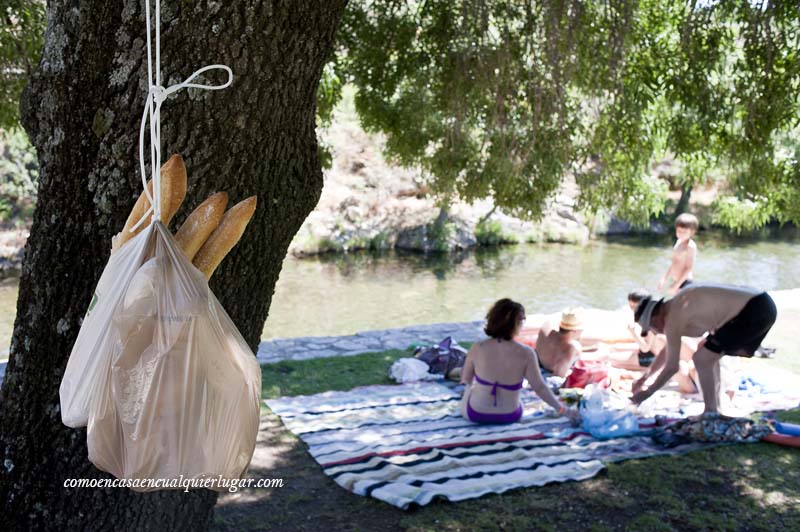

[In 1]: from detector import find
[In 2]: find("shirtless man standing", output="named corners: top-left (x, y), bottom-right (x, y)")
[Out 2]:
top-left (535, 310), bottom-right (583, 377)
top-left (658, 213), bottom-right (698, 295)
top-left (631, 283), bottom-right (777, 413)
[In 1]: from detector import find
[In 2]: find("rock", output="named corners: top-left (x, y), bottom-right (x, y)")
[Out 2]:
top-left (594, 211), bottom-right (669, 236)
top-left (603, 215), bottom-right (633, 235)
top-left (280, 96), bottom-right (683, 257)
top-left (396, 219), bottom-right (476, 253)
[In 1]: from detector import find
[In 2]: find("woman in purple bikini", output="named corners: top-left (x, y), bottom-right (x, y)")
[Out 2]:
top-left (460, 298), bottom-right (581, 424)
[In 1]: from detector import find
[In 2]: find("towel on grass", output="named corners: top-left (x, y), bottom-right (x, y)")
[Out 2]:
top-left (266, 382), bottom-right (737, 509)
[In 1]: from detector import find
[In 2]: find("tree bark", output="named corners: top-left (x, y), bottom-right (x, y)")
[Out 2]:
top-left (0, 1), bottom-right (347, 530)
top-left (674, 183), bottom-right (693, 218)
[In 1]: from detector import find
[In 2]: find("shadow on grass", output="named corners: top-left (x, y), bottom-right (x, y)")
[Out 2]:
top-left (211, 407), bottom-right (408, 532)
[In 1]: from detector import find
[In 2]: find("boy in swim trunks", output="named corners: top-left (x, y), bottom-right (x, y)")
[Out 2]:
top-left (631, 283), bottom-right (777, 413)
top-left (658, 213), bottom-right (698, 295)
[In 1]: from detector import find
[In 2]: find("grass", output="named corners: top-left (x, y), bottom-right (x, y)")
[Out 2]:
top-left (262, 349), bottom-right (410, 399)
top-left (214, 349), bottom-right (800, 532)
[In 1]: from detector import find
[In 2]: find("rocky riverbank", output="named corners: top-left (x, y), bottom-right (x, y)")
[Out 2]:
top-left (288, 92), bottom-right (674, 257)
top-left (0, 226), bottom-right (27, 276)
top-left (0, 93), bottom-right (693, 269)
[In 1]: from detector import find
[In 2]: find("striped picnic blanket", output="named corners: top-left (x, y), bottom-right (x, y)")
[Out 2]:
top-left (266, 382), bottom-right (720, 509)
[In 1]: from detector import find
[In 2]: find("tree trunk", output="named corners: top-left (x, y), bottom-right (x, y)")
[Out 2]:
top-left (0, 1), bottom-right (347, 530)
top-left (674, 183), bottom-right (693, 218)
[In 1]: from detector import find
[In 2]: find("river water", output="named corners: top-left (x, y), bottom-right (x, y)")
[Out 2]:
top-left (261, 231), bottom-right (800, 339)
top-left (1, 231), bottom-right (799, 349)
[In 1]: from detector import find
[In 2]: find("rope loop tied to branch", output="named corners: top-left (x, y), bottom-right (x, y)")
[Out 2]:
top-left (131, 0), bottom-right (233, 232)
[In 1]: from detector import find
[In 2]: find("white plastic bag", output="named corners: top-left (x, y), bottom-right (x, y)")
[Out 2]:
top-left (62, 221), bottom-right (261, 490)
top-left (389, 358), bottom-right (441, 383)
top-left (580, 385), bottom-right (640, 440)
top-left (60, 225), bottom-right (155, 427)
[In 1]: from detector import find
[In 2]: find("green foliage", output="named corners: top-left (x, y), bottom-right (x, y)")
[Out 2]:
top-left (368, 231), bottom-right (391, 250)
top-left (0, 128), bottom-right (38, 223)
top-left (475, 219), bottom-right (518, 246)
top-left (711, 195), bottom-right (773, 233)
top-left (8, 1), bottom-right (800, 230)
top-left (427, 218), bottom-right (456, 252)
top-left (333, 1), bottom-right (800, 229)
top-left (316, 61), bottom-right (344, 169)
top-left (0, 1), bottom-right (45, 129)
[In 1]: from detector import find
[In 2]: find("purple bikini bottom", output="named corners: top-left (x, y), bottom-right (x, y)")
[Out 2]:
top-left (466, 400), bottom-right (523, 424)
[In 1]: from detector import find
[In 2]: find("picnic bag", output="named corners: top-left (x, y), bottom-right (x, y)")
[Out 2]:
top-left (414, 336), bottom-right (467, 375)
top-left (66, 221), bottom-right (261, 490)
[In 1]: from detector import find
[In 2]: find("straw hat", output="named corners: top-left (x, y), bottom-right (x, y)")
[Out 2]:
top-left (559, 308), bottom-right (583, 331)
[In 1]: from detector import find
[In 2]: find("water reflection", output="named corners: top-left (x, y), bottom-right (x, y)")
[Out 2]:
top-left (262, 229), bottom-right (800, 339)
top-left (0, 231), bottom-right (798, 349)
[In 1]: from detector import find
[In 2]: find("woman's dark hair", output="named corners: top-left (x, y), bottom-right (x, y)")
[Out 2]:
top-left (627, 288), bottom-right (651, 305)
top-left (484, 298), bottom-right (525, 341)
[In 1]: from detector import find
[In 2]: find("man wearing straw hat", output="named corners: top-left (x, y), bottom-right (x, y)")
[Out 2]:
top-left (631, 283), bottom-right (777, 413)
top-left (535, 309), bottom-right (584, 377)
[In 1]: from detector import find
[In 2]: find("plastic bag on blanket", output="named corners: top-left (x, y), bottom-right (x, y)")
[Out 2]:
top-left (580, 385), bottom-right (641, 439)
top-left (389, 358), bottom-right (441, 383)
top-left (63, 221), bottom-right (261, 490)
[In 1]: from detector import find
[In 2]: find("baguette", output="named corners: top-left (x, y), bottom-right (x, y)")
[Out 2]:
top-left (174, 192), bottom-right (228, 261)
top-left (192, 196), bottom-right (257, 279)
top-left (114, 154), bottom-right (187, 250)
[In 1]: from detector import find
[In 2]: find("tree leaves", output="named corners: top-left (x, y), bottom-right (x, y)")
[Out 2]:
top-left (331, 0), bottom-right (800, 229)
top-left (0, 1), bottom-right (45, 129)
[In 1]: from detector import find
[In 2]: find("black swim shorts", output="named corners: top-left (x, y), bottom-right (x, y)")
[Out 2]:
top-left (638, 350), bottom-right (656, 367)
top-left (704, 292), bottom-right (777, 357)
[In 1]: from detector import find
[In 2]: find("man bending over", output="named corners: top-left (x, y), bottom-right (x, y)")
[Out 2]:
top-left (631, 283), bottom-right (776, 413)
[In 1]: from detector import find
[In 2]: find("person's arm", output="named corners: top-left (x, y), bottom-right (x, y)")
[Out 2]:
top-left (460, 344), bottom-right (476, 385)
top-left (632, 326), bottom-right (681, 404)
top-left (631, 345), bottom-right (666, 393)
top-left (628, 323), bottom-right (655, 352)
top-left (525, 349), bottom-right (579, 420)
top-left (658, 260), bottom-right (674, 290)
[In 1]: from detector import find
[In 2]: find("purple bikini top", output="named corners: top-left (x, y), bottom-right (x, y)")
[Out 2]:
top-left (474, 373), bottom-right (524, 407)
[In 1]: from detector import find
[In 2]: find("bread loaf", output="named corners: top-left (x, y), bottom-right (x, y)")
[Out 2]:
top-left (174, 192), bottom-right (228, 261)
top-left (114, 154), bottom-right (187, 250)
top-left (192, 196), bottom-right (257, 279)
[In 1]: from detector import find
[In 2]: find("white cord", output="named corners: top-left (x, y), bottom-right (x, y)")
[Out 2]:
top-left (131, 0), bottom-right (233, 231)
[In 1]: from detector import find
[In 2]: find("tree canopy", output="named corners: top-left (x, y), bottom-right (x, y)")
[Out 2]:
top-left (1, 1), bottom-right (45, 129)
top-left (4, 1), bottom-right (800, 231)
top-left (331, 0), bottom-right (800, 230)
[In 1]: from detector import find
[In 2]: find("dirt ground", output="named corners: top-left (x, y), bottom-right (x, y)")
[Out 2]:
top-left (212, 409), bottom-right (406, 532)
top-left (210, 407), bottom-right (800, 532)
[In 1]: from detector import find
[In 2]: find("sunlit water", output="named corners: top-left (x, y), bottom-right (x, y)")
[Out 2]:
top-left (261, 231), bottom-right (800, 339)
top-left (1, 232), bottom-right (799, 350)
